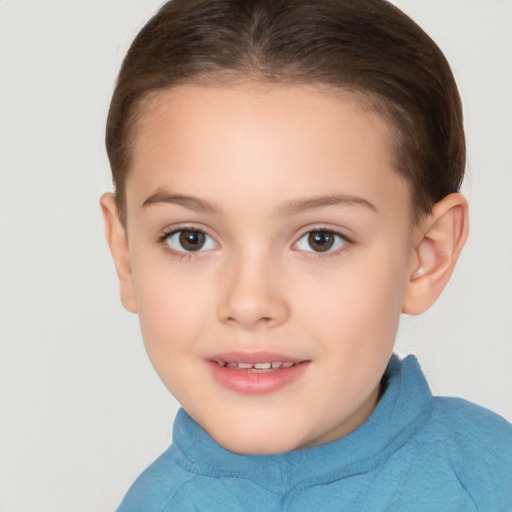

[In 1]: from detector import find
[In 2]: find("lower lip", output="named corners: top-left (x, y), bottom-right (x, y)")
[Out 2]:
top-left (206, 360), bottom-right (309, 395)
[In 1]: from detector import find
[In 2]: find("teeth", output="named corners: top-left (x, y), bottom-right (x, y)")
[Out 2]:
top-left (219, 361), bottom-right (297, 370)
top-left (253, 363), bottom-right (271, 369)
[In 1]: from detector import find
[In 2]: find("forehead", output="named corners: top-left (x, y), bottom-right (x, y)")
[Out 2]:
top-left (127, 83), bottom-right (411, 220)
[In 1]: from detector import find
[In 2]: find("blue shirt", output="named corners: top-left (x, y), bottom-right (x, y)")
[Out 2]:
top-left (117, 355), bottom-right (512, 511)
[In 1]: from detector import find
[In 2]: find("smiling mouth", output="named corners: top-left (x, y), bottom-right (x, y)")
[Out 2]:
top-left (214, 361), bottom-right (299, 372)
top-left (207, 356), bottom-right (309, 394)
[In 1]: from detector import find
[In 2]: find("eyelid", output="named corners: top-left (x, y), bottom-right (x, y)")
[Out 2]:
top-left (156, 223), bottom-right (353, 259)
top-left (293, 226), bottom-right (353, 255)
top-left (168, 230), bottom-right (217, 252)
top-left (157, 224), bottom-right (219, 255)
top-left (294, 224), bottom-right (353, 243)
top-left (157, 222), bottom-right (217, 241)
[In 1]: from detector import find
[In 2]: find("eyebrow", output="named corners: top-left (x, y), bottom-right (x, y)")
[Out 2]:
top-left (142, 191), bottom-right (377, 216)
top-left (278, 194), bottom-right (378, 216)
top-left (142, 192), bottom-right (222, 214)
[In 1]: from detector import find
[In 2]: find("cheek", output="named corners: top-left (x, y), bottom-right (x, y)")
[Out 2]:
top-left (300, 252), bottom-right (408, 347)
top-left (131, 260), bottom-right (209, 354)
top-left (133, 270), bottom-right (211, 394)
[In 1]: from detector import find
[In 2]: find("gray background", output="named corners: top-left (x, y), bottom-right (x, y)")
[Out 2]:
top-left (1, 1), bottom-right (511, 510)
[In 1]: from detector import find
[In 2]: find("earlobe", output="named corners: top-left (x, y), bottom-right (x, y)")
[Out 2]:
top-left (402, 193), bottom-right (469, 315)
top-left (99, 193), bottom-right (138, 313)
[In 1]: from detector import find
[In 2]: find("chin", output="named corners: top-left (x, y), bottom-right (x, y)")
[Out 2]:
top-left (221, 438), bottom-right (296, 456)
top-left (208, 423), bottom-right (305, 455)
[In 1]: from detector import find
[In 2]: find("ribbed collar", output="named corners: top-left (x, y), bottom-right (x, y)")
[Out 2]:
top-left (171, 355), bottom-right (433, 492)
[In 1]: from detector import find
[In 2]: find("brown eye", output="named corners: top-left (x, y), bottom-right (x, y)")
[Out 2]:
top-left (296, 230), bottom-right (347, 253)
top-left (308, 231), bottom-right (335, 252)
top-left (179, 230), bottom-right (205, 251)
top-left (166, 229), bottom-right (216, 252)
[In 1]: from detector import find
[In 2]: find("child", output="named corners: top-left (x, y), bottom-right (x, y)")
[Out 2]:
top-left (100, 0), bottom-right (512, 510)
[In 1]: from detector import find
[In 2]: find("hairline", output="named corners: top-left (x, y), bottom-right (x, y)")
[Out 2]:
top-left (115, 76), bottom-right (420, 227)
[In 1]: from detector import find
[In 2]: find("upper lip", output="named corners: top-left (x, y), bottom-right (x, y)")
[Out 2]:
top-left (208, 351), bottom-right (306, 365)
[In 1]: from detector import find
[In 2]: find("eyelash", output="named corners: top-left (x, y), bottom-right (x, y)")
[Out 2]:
top-left (294, 227), bottom-right (352, 260)
top-left (157, 226), bottom-right (216, 261)
top-left (156, 226), bottom-right (353, 260)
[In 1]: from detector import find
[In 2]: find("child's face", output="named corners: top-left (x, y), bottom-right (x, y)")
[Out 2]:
top-left (121, 84), bottom-right (418, 454)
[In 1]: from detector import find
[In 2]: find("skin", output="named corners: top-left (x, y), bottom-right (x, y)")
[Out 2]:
top-left (101, 84), bottom-right (468, 454)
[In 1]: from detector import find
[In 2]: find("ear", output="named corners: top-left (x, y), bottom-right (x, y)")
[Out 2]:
top-left (100, 193), bottom-right (138, 313)
top-left (402, 193), bottom-right (469, 315)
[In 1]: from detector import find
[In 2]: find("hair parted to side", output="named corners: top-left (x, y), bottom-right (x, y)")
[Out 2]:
top-left (106, 0), bottom-right (465, 226)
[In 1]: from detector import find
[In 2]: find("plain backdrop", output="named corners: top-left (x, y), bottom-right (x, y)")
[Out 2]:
top-left (0, 1), bottom-right (511, 511)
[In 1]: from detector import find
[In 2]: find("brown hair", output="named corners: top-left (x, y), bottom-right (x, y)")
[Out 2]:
top-left (106, 0), bottom-right (465, 225)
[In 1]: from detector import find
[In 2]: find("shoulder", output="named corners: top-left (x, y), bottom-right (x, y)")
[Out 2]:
top-left (116, 447), bottom-right (197, 512)
top-left (429, 396), bottom-right (512, 459)
top-left (425, 396), bottom-right (512, 509)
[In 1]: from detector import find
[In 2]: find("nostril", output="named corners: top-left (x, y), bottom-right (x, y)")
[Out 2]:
top-left (223, 314), bottom-right (278, 330)
top-left (217, 286), bottom-right (290, 329)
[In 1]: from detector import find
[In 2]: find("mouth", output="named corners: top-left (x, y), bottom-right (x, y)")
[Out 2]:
top-left (214, 360), bottom-right (299, 372)
top-left (206, 353), bottom-right (309, 395)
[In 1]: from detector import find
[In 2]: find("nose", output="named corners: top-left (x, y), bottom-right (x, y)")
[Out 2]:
top-left (217, 252), bottom-right (290, 330)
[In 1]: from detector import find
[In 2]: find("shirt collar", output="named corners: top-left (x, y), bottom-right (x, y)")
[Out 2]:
top-left (171, 355), bottom-right (433, 491)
